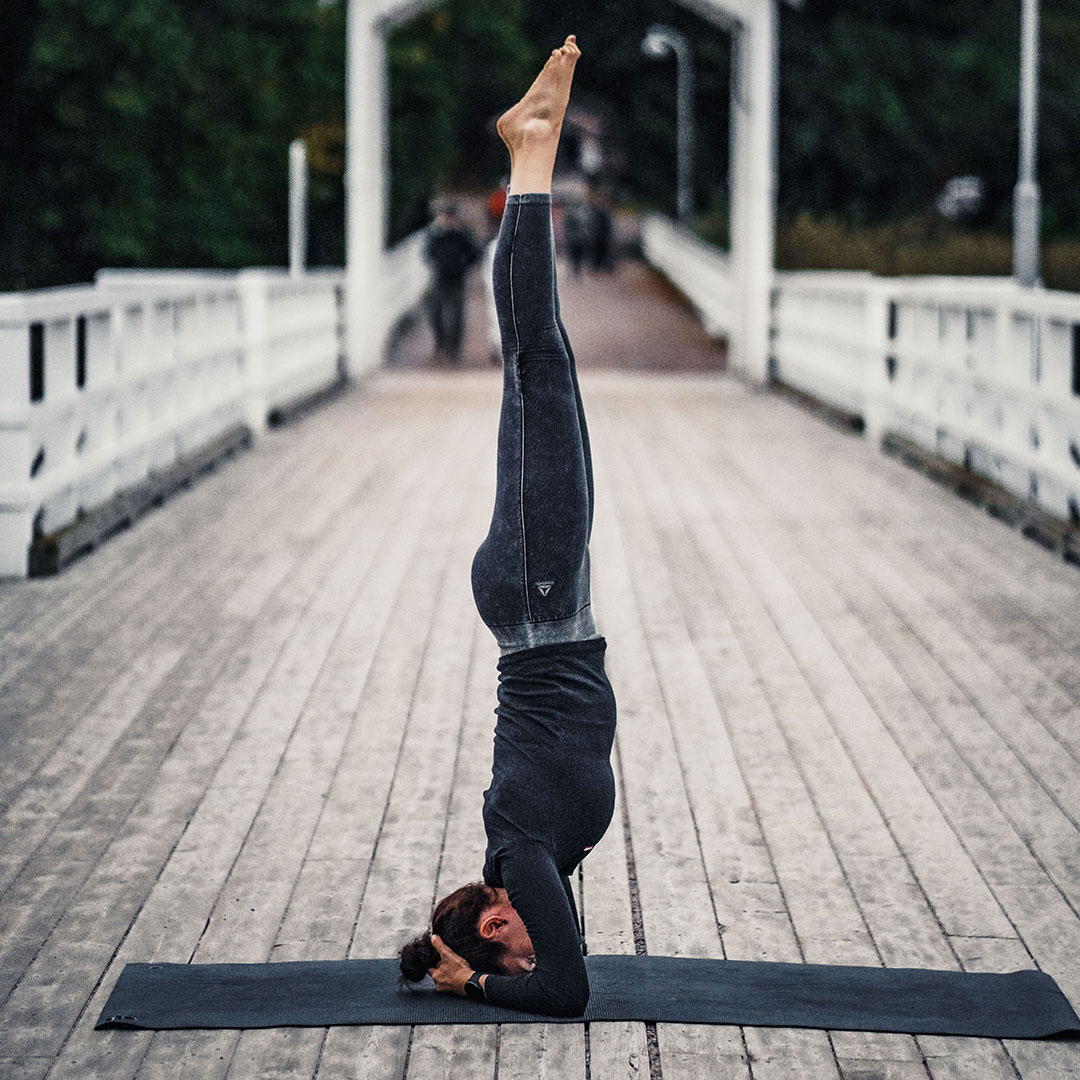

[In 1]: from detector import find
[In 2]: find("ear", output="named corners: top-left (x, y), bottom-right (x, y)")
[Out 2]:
top-left (477, 910), bottom-right (506, 940)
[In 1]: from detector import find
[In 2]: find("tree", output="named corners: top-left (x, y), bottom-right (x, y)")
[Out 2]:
top-left (779, 0), bottom-right (1080, 235)
top-left (0, 0), bottom-right (346, 289)
top-left (386, 0), bottom-right (532, 242)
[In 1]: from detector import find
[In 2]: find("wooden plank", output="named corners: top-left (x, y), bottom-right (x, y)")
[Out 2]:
top-left (653, 422), bottom-right (1008, 961)
top-left (607, 389), bottom-right (924, 1078)
top-left (319, 383), bottom-right (492, 1079)
top-left (35, 388), bottom-right (467, 1078)
top-left (406, 614), bottom-right (499, 1080)
top-left (0, 1060), bottom-right (58, 1080)
top-left (0, 386), bottom-right (362, 667)
top-left (144, 401), bottom-right (479, 1080)
top-left (0, 421), bottom-right (273, 690)
top-left (655, 385), bottom-right (1072, 1078)
top-left (498, 1026), bottom-right (586, 1080)
top-left (781, 533), bottom-right (1080, 993)
top-left (844, 508), bottom-right (1080, 724)
top-left (4, 370), bottom-right (1079, 1080)
top-left (0, 397), bottom-right (369, 808)
top-left (9, 465), bottom-right (415, 1073)
top-left (622, 384), bottom-right (1023, 1080)
top-left (3, 385), bottom-right (366, 701)
top-left (854, 545), bottom-right (1080, 808)
top-left (578, 696), bottom-right (650, 1079)
top-left (592, 422), bottom-right (784, 1080)
top-left (805, 406), bottom-right (1080, 691)
top-left (0, 394), bottom-right (414, 979)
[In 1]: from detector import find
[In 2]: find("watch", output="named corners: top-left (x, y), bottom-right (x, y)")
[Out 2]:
top-left (463, 970), bottom-right (485, 1002)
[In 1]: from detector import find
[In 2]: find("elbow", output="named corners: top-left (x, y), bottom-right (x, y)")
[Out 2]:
top-left (548, 979), bottom-right (589, 1018)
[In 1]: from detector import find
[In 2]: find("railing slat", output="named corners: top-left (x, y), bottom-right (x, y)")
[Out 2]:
top-left (0, 238), bottom-right (430, 577)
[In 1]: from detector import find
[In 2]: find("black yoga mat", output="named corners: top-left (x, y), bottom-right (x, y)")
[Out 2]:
top-left (95, 955), bottom-right (1080, 1038)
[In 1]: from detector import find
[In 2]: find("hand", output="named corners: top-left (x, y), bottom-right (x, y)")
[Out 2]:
top-left (427, 934), bottom-right (474, 996)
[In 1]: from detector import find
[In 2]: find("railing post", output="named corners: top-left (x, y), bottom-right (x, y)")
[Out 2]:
top-left (863, 279), bottom-right (892, 449)
top-left (727, 1), bottom-right (777, 384)
top-left (289, 140), bottom-right (308, 280)
top-left (237, 270), bottom-right (270, 435)
top-left (0, 298), bottom-right (34, 576)
top-left (345, 2), bottom-right (389, 377)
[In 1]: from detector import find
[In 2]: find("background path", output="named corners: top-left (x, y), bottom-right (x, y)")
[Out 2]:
top-left (387, 209), bottom-right (726, 375)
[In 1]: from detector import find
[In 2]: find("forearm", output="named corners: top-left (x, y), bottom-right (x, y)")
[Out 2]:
top-left (480, 962), bottom-right (588, 1017)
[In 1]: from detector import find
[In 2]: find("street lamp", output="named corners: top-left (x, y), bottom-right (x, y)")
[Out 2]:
top-left (1013, 0), bottom-right (1041, 286)
top-left (289, 139), bottom-right (308, 279)
top-left (642, 24), bottom-right (695, 223)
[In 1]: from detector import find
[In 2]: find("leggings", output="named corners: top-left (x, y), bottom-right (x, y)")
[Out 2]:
top-left (471, 193), bottom-right (598, 653)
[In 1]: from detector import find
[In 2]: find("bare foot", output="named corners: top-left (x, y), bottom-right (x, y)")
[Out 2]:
top-left (497, 35), bottom-right (580, 193)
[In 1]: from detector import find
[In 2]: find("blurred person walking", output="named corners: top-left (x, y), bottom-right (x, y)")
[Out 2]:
top-left (424, 204), bottom-right (480, 365)
top-left (563, 200), bottom-right (592, 276)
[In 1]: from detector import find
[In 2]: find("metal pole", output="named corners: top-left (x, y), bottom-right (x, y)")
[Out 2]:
top-left (674, 37), bottom-right (696, 223)
top-left (1013, 0), bottom-right (1040, 286)
top-left (642, 26), bottom-right (696, 222)
top-left (289, 138), bottom-right (308, 279)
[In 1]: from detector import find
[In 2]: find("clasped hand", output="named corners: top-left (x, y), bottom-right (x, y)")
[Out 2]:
top-left (427, 933), bottom-right (474, 995)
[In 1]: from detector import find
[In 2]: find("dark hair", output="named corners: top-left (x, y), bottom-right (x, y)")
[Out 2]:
top-left (399, 882), bottom-right (507, 983)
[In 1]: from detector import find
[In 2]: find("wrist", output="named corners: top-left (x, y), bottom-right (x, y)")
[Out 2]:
top-left (463, 970), bottom-right (486, 1002)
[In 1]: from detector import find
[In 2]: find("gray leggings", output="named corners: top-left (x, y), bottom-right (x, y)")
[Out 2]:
top-left (470, 194), bottom-right (597, 653)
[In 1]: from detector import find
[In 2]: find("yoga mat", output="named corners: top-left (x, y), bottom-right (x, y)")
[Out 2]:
top-left (95, 955), bottom-right (1080, 1038)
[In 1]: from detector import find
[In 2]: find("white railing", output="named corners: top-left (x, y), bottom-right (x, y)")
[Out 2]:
top-left (772, 273), bottom-right (1080, 522)
top-left (1, 268), bottom-right (345, 576)
top-left (873, 278), bottom-right (1080, 523)
top-left (770, 270), bottom-right (885, 419)
top-left (378, 231), bottom-right (429, 342)
top-left (1, 231), bottom-right (430, 577)
top-left (96, 268), bottom-right (348, 430)
top-left (641, 214), bottom-right (733, 338)
top-left (641, 216), bottom-right (1080, 527)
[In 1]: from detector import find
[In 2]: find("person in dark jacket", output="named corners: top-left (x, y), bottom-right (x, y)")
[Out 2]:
top-left (423, 204), bottom-right (480, 364)
top-left (399, 35), bottom-right (615, 1019)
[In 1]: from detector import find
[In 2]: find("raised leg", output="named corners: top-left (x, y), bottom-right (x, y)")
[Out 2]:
top-left (502, 33), bottom-right (593, 537)
top-left (497, 36), bottom-right (580, 196)
top-left (472, 37), bottom-right (597, 652)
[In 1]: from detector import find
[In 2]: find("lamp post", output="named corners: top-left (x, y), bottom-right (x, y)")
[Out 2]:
top-left (642, 24), bottom-right (696, 222)
top-left (289, 139), bottom-right (308, 279)
top-left (1013, 0), bottom-right (1041, 287)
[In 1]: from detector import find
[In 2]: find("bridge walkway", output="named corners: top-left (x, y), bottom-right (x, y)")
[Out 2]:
top-left (1, 257), bottom-right (1078, 1079)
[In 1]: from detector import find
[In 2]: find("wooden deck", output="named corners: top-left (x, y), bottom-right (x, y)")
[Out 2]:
top-left (3, 265), bottom-right (1080, 1078)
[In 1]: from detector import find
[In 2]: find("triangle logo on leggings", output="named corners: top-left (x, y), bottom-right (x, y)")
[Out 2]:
top-left (536, 581), bottom-right (555, 596)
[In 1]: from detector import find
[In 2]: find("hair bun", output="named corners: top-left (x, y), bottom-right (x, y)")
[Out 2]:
top-left (399, 932), bottom-right (440, 982)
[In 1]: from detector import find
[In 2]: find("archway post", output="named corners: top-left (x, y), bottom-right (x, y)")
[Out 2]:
top-left (345, 0), bottom-right (390, 377)
top-left (345, 0), bottom-right (778, 383)
top-left (728, 0), bottom-right (777, 383)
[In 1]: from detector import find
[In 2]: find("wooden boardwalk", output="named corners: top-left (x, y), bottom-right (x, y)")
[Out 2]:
top-left (3, 264), bottom-right (1080, 1078)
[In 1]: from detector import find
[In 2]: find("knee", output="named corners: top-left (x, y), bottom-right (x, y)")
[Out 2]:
top-left (471, 539), bottom-right (525, 630)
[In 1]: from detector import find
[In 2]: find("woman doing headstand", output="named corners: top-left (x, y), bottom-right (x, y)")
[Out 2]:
top-left (399, 36), bottom-right (616, 1018)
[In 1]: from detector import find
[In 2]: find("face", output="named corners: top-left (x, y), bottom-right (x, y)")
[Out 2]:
top-left (478, 888), bottom-right (536, 974)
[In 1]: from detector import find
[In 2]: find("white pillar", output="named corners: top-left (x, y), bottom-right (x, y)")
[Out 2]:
top-left (0, 302), bottom-right (33, 577)
top-left (1013, 0), bottom-right (1041, 287)
top-left (345, 0), bottom-right (389, 377)
top-left (237, 270), bottom-right (271, 434)
top-left (728, 0), bottom-right (777, 384)
top-left (289, 139), bottom-right (308, 279)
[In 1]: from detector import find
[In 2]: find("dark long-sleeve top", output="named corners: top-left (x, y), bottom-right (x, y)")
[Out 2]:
top-left (479, 637), bottom-right (617, 1017)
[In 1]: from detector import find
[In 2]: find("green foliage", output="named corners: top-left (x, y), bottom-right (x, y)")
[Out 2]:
top-left (768, 211), bottom-right (1080, 291)
top-left (386, 0), bottom-right (532, 242)
top-left (0, 0), bottom-right (345, 289)
top-left (3, 0), bottom-right (1079, 289)
top-left (780, 0), bottom-right (1080, 237)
